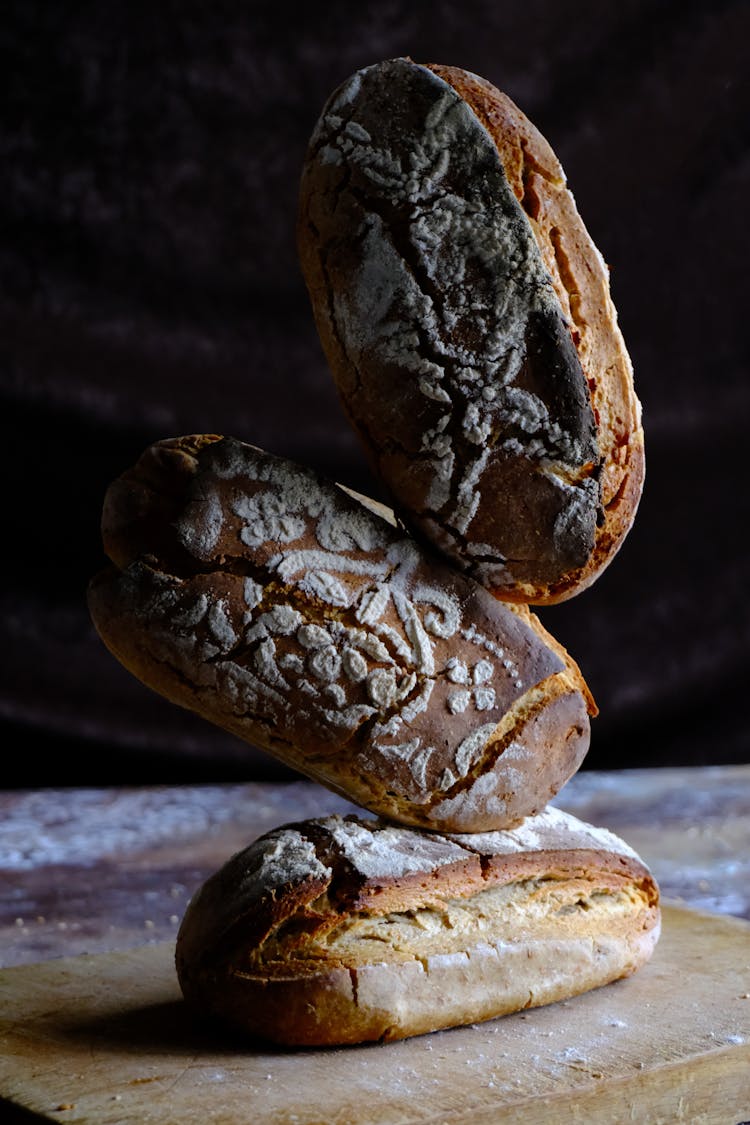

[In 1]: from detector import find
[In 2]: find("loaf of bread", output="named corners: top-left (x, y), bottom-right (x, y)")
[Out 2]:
top-left (175, 807), bottom-right (660, 1046)
top-left (88, 434), bottom-right (595, 832)
top-left (298, 58), bottom-right (644, 605)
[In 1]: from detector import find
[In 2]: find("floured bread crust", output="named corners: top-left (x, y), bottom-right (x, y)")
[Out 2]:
top-left (88, 434), bottom-right (595, 832)
top-left (175, 808), bottom-right (661, 1046)
top-left (298, 58), bottom-right (644, 604)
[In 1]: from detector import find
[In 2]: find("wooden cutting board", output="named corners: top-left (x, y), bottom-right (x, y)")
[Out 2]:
top-left (1, 905), bottom-right (749, 1124)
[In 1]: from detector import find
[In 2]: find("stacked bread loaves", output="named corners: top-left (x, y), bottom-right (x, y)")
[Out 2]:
top-left (88, 59), bottom-right (658, 1046)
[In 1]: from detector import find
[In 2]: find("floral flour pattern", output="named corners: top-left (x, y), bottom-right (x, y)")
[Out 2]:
top-left (126, 438), bottom-right (565, 815)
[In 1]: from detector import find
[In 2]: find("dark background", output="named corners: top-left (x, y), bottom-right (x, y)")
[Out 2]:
top-left (2, 0), bottom-right (748, 786)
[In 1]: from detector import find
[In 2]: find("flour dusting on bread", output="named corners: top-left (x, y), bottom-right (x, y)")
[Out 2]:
top-left (89, 435), bottom-right (593, 831)
top-left (298, 58), bottom-right (644, 603)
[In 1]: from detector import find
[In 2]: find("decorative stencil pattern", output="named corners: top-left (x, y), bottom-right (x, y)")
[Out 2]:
top-left (120, 438), bottom-right (565, 812)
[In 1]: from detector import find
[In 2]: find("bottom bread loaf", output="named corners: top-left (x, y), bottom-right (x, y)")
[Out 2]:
top-left (175, 807), bottom-right (660, 1046)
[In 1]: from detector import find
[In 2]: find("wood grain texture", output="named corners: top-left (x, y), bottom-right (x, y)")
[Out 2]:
top-left (0, 906), bottom-right (748, 1123)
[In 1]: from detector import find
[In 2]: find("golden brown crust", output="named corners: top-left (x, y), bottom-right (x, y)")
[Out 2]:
top-left (88, 435), bottom-right (595, 832)
top-left (175, 810), bottom-right (661, 1045)
top-left (297, 58), bottom-right (644, 605)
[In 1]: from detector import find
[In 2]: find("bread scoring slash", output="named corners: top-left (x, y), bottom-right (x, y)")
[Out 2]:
top-left (298, 58), bottom-right (644, 604)
top-left (88, 435), bottom-right (595, 832)
top-left (175, 808), bottom-right (661, 1046)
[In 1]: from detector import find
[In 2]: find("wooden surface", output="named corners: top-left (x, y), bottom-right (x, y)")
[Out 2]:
top-left (1, 766), bottom-right (750, 1121)
top-left (0, 906), bottom-right (748, 1124)
top-left (2, 765), bottom-right (749, 969)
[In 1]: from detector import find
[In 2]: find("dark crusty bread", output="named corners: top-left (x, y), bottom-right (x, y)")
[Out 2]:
top-left (298, 58), bottom-right (644, 604)
top-left (88, 434), bottom-right (595, 832)
top-left (175, 808), bottom-right (660, 1046)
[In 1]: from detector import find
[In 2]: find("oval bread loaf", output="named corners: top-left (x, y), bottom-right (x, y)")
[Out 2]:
top-left (298, 58), bottom-right (644, 604)
top-left (175, 807), bottom-right (661, 1046)
top-left (87, 434), bottom-right (595, 832)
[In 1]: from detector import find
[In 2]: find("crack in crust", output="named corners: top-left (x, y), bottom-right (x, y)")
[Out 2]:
top-left (316, 178), bottom-right (599, 582)
top-left (175, 809), bottom-right (661, 1045)
top-left (432, 62), bottom-right (645, 599)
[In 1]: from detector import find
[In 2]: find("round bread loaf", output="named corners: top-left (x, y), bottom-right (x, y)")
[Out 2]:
top-left (298, 58), bottom-right (644, 604)
top-left (175, 808), bottom-right (661, 1046)
top-left (88, 434), bottom-right (595, 832)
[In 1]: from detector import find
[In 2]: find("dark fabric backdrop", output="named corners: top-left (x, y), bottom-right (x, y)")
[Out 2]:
top-left (2, 0), bottom-right (748, 784)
